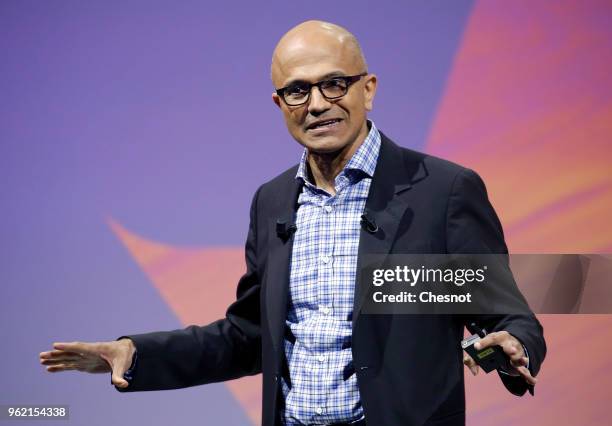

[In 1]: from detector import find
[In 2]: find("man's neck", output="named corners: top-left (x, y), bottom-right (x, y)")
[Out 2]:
top-left (307, 121), bottom-right (369, 195)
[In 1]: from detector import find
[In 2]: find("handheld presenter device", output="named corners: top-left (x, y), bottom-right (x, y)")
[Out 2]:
top-left (461, 324), bottom-right (510, 373)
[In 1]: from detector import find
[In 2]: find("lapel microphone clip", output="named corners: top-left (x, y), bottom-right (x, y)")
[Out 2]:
top-left (276, 219), bottom-right (297, 241)
top-left (361, 210), bottom-right (379, 233)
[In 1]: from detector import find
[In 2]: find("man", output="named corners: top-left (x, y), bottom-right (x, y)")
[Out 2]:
top-left (40, 21), bottom-right (546, 426)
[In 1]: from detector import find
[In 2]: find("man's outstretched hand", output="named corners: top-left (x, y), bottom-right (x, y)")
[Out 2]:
top-left (39, 339), bottom-right (136, 389)
top-left (462, 330), bottom-right (537, 386)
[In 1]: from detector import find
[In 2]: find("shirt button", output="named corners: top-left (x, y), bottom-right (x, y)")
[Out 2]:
top-left (324, 205), bottom-right (333, 213)
top-left (316, 407), bottom-right (324, 415)
top-left (318, 355), bottom-right (326, 362)
top-left (320, 305), bottom-right (331, 315)
top-left (321, 255), bottom-right (330, 264)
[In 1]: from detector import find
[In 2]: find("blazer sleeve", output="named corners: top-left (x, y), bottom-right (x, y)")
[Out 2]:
top-left (116, 187), bottom-right (263, 392)
top-left (446, 168), bottom-right (547, 396)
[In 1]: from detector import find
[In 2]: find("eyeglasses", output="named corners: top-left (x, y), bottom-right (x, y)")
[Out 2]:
top-left (276, 72), bottom-right (367, 106)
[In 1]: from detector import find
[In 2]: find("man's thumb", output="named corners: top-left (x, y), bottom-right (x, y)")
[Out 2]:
top-left (111, 365), bottom-right (129, 388)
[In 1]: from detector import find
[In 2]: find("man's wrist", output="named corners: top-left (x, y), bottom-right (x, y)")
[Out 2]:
top-left (118, 337), bottom-right (136, 356)
top-left (116, 337), bottom-right (138, 383)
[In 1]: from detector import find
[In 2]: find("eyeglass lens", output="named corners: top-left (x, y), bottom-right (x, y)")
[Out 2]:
top-left (284, 78), bottom-right (349, 105)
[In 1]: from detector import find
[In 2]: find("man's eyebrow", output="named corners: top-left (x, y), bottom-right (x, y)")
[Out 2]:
top-left (282, 71), bottom-right (348, 88)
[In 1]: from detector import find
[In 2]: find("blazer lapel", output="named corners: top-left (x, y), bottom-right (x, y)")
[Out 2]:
top-left (266, 177), bottom-right (303, 359)
top-left (352, 133), bottom-right (426, 326)
top-left (263, 133), bottom-right (427, 349)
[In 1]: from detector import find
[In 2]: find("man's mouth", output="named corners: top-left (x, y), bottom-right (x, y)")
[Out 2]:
top-left (306, 118), bottom-right (343, 131)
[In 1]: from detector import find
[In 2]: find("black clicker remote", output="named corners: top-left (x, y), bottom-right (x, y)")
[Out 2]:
top-left (461, 324), bottom-right (510, 373)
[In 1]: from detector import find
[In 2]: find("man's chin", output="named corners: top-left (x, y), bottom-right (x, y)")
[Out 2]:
top-left (302, 136), bottom-right (348, 155)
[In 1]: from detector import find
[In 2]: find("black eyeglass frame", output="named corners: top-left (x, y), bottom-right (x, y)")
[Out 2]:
top-left (275, 72), bottom-right (368, 106)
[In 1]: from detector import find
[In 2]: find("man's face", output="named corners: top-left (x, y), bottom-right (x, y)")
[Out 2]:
top-left (271, 37), bottom-right (377, 154)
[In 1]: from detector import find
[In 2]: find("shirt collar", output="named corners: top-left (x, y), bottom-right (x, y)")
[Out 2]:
top-left (295, 120), bottom-right (381, 185)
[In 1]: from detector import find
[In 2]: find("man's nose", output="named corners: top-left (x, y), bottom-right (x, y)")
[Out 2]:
top-left (307, 86), bottom-right (332, 115)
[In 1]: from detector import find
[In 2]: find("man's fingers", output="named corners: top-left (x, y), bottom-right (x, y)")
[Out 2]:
top-left (46, 365), bottom-right (65, 373)
top-left (40, 356), bottom-right (82, 365)
top-left (463, 355), bottom-right (475, 367)
top-left (473, 331), bottom-right (502, 350)
top-left (465, 330), bottom-right (535, 385)
top-left (463, 355), bottom-right (479, 376)
top-left (109, 356), bottom-right (130, 389)
top-left (507, 349), bottom-right (524, 362)
top-left (510, 355), bottom-right (528, 367)
top-left (516, 366), bottom-right (537, 385)
top-left (40, 350), bottom-right (83, 359)
top-left (111, 367), bottom-right (129, 388)
top-left (475, 333), bottom-right (528, 366)
top-left (46, 363), bottom-right (78, 372)
top-left (111, 374), bottom-right (128, 388)
top-left (499, 340), bottom-right (525, 362)
top-left (53, 341), bottom-right (97, 355)
top-left (510, 356), bottom-right (529, 369)
top-left (40, 351), bottom-right (83, 361)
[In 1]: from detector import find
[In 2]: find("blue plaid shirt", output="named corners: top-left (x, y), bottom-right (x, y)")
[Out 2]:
top-left (281, 121), bottom-right (381, 425)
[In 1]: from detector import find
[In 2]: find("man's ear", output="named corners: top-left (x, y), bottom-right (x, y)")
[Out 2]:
top-left (363, 73), bottom-right (378, 111)
top-left (272, 92), bottom-right (281, 108)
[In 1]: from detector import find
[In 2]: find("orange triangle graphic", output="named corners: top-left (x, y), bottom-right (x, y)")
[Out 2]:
top-left (107, 217), bottom-right (261, 424)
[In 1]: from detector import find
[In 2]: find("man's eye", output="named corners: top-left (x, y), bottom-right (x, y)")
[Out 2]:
top-left (287, 85), bottom-right (309, 95)
top-left (324, 78), bottom-right (346, 88)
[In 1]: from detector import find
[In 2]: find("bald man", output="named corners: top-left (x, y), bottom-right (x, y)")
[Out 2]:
top-left (40, 21), bottom-right (546, 426)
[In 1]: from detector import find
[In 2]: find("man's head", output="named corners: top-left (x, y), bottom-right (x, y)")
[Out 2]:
top-left (271, 20), bottom-right (377, 155)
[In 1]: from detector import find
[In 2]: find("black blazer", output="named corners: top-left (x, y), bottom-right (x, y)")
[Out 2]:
top-left (120, 133), bottom-right (546, 426)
